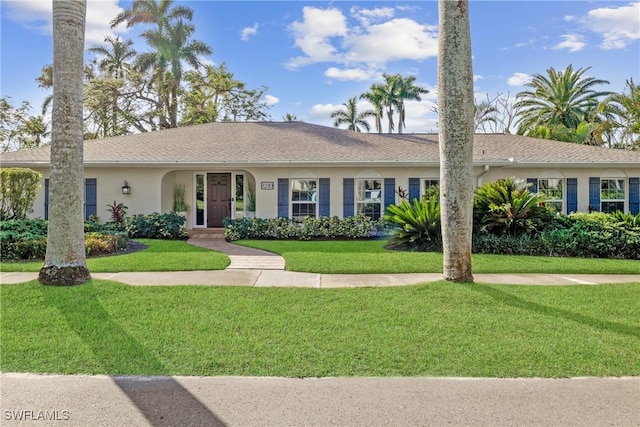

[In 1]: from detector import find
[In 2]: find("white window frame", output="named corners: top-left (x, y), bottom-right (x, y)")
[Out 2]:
top-left (356, 178), bottom-right (383, 219)
top-left (291, 179), bottom-right (318, 222)
top-left (538, 178), bottom-right (564, 212)
top-left (422, 178), bottom-right (439, 199)
top-left (600, 178), bottom-right (625, 213)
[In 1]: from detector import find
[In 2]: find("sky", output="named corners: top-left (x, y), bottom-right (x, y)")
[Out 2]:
top-left (1, 0), bottom-right (639, 134)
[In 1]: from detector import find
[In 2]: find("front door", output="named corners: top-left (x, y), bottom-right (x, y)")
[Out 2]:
top-left (207, 173), bottom-right (231, 227)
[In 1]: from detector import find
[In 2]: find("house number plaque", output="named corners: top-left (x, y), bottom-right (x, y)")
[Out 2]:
top-left (261, 182), bottom-right (274, 190)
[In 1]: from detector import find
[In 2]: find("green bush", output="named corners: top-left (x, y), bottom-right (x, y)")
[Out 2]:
top-left (125, 212), bottom-right (187, 240)
top-left (384, 194), bottom-right (441, 248)
top-left (474, 177), bottom-right (551, 236)
top-left (0, 167), bottom-right (42, 220)
top-left (0, 219), bottom-right (131, 261)
top-left (85, 232), bottom-right (128, 257)
top-left (223, 216), bottom-right (386, 241)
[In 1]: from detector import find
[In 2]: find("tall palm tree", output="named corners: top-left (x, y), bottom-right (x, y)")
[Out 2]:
top-left (39, 0), bottom-right (91, 285)
top-left (515, 65), bottom-right (611, 136)
top-left (360, 85), bottom-right (385, 133)
top-left (88, 36), bottom-right (137, 79)
top-left (111, 0), bottom-right (211, 128)
top-left (600, 79), bottom-right (640, 149)
top-left (438, 0), bottom-right (474, 282)
top-left (393, 74), bottom-right (429, 134)
top-left (330, 97), bottom-right (374, 132)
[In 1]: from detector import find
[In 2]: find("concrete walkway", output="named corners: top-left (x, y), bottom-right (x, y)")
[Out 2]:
top-left (1, 228), bottom-right (639, 286)
top-left (1, 373), bottom-right (638, 426)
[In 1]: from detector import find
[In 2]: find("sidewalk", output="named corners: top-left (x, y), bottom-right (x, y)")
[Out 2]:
top-left (2, 373), bottom-right (638, 426)
top-left (2, 270), bottom-right (640, 286)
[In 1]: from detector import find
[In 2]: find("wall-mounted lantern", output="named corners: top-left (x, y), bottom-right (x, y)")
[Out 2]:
top-left (122, 180), bottom-right (131, 195)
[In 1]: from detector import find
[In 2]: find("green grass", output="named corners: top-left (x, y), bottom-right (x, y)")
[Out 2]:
top-left (0, 239), bottom-right (229, 272)
top-left (237, 239), bottom-right (640, 274)
top-left (1, 280), bottom-right (638, 377)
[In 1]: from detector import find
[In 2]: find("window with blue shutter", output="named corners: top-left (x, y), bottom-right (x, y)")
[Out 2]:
top-left (343, 178), bottom-right (354, 217)
top-left (589, 177), bottom-right (600, 212)
top-left (566, 178), bottom-right (577, 214)
top-left (408, 178), bottom-right (420, 202)
top-left (629, 177), bottom-right (639, 215)
top-left (44, 179), bottom-right (49, 220)
top-left (85, 178), bottom-right (97, 219)
top-left (526, 178), bottom-right (538, 193)
top-left (277, 178), bottom-right (289, 218)
top-left (44, 178), bottom-right (96, 220)
top-left (384, 178), bottom-right (395, 212)
top-left (319, 178), bottom-right (330, 217)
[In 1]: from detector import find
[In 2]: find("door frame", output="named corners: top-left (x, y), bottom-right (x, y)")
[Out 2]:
top-left (192, 171), bottom-right (246, 228)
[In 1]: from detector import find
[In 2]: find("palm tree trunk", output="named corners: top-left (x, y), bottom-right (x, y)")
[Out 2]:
top-left (438, 0), bottom-right (474, 282)
top-left (39, 0), bottom-right (91, 286)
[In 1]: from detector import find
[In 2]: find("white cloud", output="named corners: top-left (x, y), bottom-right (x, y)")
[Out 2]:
top-left (473, 75), bottom-right (484, 82)
top-left (581, 2), bottom-right (640, 49)
top-left (3, 0), bottom-right (126, 44)
top-left (350, 6), bottom-right (395, 26)
top-left (286, 6), bottom-right (438, 71)
top-left (324, 67), bottom-right (375, 81)
top-left (507, 72), bottom-right (532, 87)
top-left (553, 34), bottom-right (586, 52)
top-left (264, 95), bottom-right (280, 106)
top-left (286, 7), bottom-right (348, 69)
top-left (342, 18), bottom-right (438, 65)
top-left (240, 23), bottom-right (258, 41)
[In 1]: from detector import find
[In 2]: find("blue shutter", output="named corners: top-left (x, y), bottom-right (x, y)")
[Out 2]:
top-left (589, 177), bottom-right (600, 212)
top-left (44, 178), bottom-right (49, 220)
top-left (384, 178), bottom-right (395, 212)
top-left (566, 178), bottom-right (577, 214)
top-left (85, 178), bottom-right (97, 219)
top-left (343, 178), bottom-right (354, 217)
top-left (408, 178), bottom-right (420, 202)
top-left (629, 177), bottom-right (639, 215)
top-left (277, 178), bottom-right (289, 218)
top-left (319, 178), bottom-right (330, 217)
top-left (527, 178), bottom-right (538, 193)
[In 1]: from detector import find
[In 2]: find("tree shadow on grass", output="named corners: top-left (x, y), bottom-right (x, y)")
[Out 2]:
top-left (463, 282), bottom-right (640, 339)
top-left (41, 281), bottom-right (227, 427)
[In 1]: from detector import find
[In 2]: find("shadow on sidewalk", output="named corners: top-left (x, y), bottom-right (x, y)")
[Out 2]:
top-left (41, 282), bottom-right (227, 427)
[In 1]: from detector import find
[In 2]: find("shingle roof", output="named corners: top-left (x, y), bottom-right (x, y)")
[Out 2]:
top-left (1, 121), bottom-right (639, 168)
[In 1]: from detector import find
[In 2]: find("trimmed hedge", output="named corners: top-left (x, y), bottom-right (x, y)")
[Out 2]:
top-left (125, 212), bottom-right (187, 240)
top-left (223, 216), bottom-right (388, 241)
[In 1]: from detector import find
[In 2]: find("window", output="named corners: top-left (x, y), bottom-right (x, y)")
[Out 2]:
top-left (291, 179), bottom-right (317, 221)
top-left (423, 179), bottom-right (439, 199)
top-left (356, 179), bottom-right (382, 219)
top-left (195, 174), bottom-right (205, 226)
top-left (235, 174), bottom-right (244, 219)
top-left (601, 178), bottom-right (625, 213)
top-left (539, 178), bottom-right (563, 212)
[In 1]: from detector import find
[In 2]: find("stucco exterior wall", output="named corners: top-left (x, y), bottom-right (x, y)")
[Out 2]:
top-left (23, 163), bottom-right (640, 226)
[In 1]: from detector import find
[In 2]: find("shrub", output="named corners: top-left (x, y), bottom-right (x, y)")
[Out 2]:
top-left (0, 167), bottom-right (42, 220)
top-left (384, 194), bottom-right (441, 248)
top-left (223, 215), bottom-right (383, 241)
top-left (106, 200), bottom-right (128, 230)
top-left (85, 232), bottom-right (128, 257)
top-left (0, 219), bottom-right (130, 261)
top-left (125, 212), bottom-right (187, 240)
top-left (474, 177), bottom-right (551, 236)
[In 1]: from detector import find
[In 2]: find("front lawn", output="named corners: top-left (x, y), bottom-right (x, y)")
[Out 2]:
top-left (0, 239), bottom-right (229, 272)
top-left (1, 280), bottom-right (638, 377)
top-left (237, 239), bottom-right (640, 274)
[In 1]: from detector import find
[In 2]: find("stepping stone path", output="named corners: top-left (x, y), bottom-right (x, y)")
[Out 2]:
top-left (187, 229), bottom-right (286, 270)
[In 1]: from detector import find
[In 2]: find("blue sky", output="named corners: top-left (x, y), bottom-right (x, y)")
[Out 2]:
top-left (1, 1), bottom-right (638, 133)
